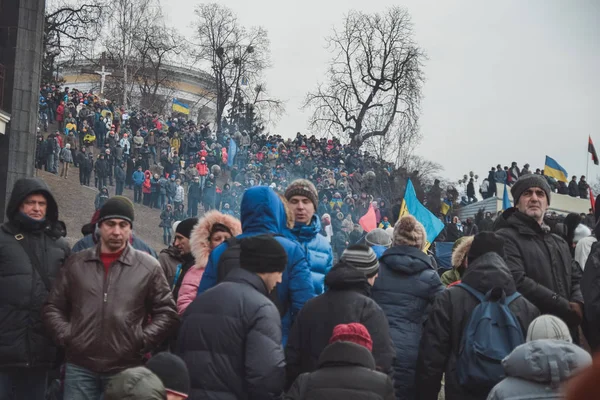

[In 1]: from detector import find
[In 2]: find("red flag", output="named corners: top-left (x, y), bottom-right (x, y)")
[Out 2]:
top-left (359, 204), bottom-right (377, 233)
top-left (589, 136), bottom-right (599, 165)
top-left (590, 187), bottom-right (595, 212)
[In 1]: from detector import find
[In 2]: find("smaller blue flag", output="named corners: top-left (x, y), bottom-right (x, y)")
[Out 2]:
top-left (228, 137), bottom-right (238, 168)
top-left (502, 183), bottom-right (511, 210)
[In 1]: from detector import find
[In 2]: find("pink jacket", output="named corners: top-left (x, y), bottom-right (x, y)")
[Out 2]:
top-left (177, 267), bottom-right (204, 315)
top-left (176, 210), bottom-right (242, 315)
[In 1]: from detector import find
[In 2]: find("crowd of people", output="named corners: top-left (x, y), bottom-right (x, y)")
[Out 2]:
top-left (3, 165), bottom-right (600, 399)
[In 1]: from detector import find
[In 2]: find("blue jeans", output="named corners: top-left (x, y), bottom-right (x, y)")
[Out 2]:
top-left (64, 363), bottom-right (116, 400)
top-left (0, 369), bottom-right (48, 400)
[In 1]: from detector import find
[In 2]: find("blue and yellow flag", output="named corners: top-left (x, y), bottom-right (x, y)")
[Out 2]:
top-left (502, 183), bottom-right (511, 210)
top-left (544, 156), bottom-right (568, 183)
top-left (399, 179), bottom-right (445, 251)
top-left (172, 98), bottom-right (190, 115)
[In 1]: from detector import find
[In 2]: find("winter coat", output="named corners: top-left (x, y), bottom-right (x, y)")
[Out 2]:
top-left (167, 180), bottom-right (177, 197)
top-left (198, 186), bottom-right (315, 342)
top-left (495, 208), bottom-right (583, 331)
top-left (95, 158), bottom-right (109, 177)
top-left (178, 268), bottom-right (285, 400)
top-left (72, 233), bottom-right (158, 259)
top-left (371, 245), bottom-right (445, 399)
top-left (143, 175), bottom-right (152, 194)
top-left (487, 339), bottom-right (591, 400)
top-left (415, 253), bottom-right (540, 400)
top-left (174, 185), bottom-right (185, 203)
top-left (568, 180), bottom-right (578, 197)
top-left (579, 180), bottom-right (589, 199)
top-left (188, 182), bottom-right (202, 201)
top-left (158, 246), bottom-right (182, 287)
top-left (114, 165), bottom-right (125, 183)
top-left (196, 162), bottom-right (209, 176)
top-left (159, 209), bottom-right (174, 228)
top-left (132, 170), bottom-right (145, 185)
top-left (582, 241), bottom-right (600, 350)
top-left (285, 264), bottom-right (395, 388)
top-left (285, 341), bottom-right (395, 400)
top-left (0, 179), bottom-right (70, 369)
top-left (495, 170), bottom-right (507, 185)
top-left (290, 217), bottom-right (334, 295)
top-left (43, 244), bottom-right (178, 374)
top-left (59, 147), bottom-right (73, 163)
top-left (177, 211), bottom-right (242, 315)
top-left (95, 188), bottom-right (109, 210)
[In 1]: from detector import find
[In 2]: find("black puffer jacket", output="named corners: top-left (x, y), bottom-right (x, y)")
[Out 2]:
top-left (495, 208), bottom-right (583, 329)
top-left (285, 264), bottom-right (395, 388)
top-left (582, 241), bottom-right (600, 350)
top-left (285, 341), bottom-right (395, 400)
top-left (0, 178), bottom-right (70, 369)
top-left (415, 253), bottom-right (540, 400)
top-left (178, 268), bottom-right (285, 400)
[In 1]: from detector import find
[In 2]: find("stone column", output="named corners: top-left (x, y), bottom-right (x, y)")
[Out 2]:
top-left (0, 0), bottom-right (46, 222)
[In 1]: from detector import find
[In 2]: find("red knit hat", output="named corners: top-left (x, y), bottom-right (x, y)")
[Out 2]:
top-left (329, 323), bottom-right (373, 352)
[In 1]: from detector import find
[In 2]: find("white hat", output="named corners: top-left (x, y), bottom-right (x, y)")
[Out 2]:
top-left (573, 224), bottom-right (592, 244)
top-left (526, 315), bottom-right (572, 343)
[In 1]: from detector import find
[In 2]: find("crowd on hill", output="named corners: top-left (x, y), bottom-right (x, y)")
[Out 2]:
top-left (9, 84), bottom-right (597, 400)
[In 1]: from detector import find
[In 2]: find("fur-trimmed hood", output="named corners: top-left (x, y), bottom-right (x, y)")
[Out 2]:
top-left (190, 210), bottom-right (242, 269)
top-left (451, 236), bottom-right (474, 268)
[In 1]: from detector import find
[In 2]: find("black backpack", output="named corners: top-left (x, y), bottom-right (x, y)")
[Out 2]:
top-left (217, 235), bottom-right (287, 316)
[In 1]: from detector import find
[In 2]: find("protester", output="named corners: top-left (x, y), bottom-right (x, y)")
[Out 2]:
top-left (0, 178), bottom-right (70, 400)
top-left (178, 235), bottom-right (287, 399)
top-left (198, 186), bottom-right (314, 342)
top-left (170, 218), bottom-right (198, 302)
top-left (104, 367), bottom-right (166, 400)
top-left (160, 204), bottom-right (176, 245)
top-left (59, 143), bottom-right (73, 178)
top-left (146, 352), bottom-right (191, 400)
top-left (371, 215), bottom-right (444, 399)
top-left (495, 174), bottom-right (584, 342)
top-left (43, 196), bottom-right (178, 399)
top-left (487, 315), bottom-right (591, 400)
top-left (285, 245), bottom-right (395, 388)
top-left (177, 210), bottom-right (242, 315)
top-left (285, 179), bottom-right (334, 295)
top-left (416, 232), bottom-right (540, 400)
top-left (440, 236), bottom-right (473, 287)
top-left (94, 186), bottom-right (109, 210)
top-left (365, 227), bottom-right (393, 258)
top-left (285, 323), bottom-right (395, 400)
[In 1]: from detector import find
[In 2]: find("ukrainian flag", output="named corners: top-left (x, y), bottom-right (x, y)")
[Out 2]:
top-left (399, 179), bottom-right (445, 251)
top-left (172, 98), bottom-right (190, 115)
top-left (544, 156), bottom-right (568, 183)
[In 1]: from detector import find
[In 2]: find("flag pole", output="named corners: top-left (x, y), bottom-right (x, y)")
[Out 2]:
top-left (587, 135), bottom-right (590, 180)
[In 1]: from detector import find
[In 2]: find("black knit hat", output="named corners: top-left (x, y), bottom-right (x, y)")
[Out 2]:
top-left (240, 235), bottom-right (287, 273)
top-left (341, 244), bottom-right (379, 277)
top-left (145, 352), bottom-right (190, 398)
top-left (98, 196), bottom-right (134, 226)
top-left (467, 232), bottom-right (505, 264)
top-left (176, 218), bottom-right (198, 239)
top-left (511, 174), bottom-right (552, 206)
top-left (285, 179), bottom-right (319, 210)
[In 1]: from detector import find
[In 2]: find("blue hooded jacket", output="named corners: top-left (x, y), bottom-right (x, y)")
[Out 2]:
top-left (198, 186), bottom-right (315, 341)
top-left (371, 245), bottom-right (444, 400)
top-left (290, 216), bottom-right (333, 295)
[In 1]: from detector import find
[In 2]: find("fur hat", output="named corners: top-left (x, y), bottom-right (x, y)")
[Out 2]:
top-left (452, 236), bottom-right (474, 268)
top-left (393, 215), bottom-right (426, 249)
top-left (190, 211), bottom-right (242, 268)
top-left (285, 179), bottom-right (319, 210)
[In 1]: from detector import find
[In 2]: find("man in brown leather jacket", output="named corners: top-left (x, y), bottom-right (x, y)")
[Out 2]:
top-left (43, 196), bottom-right (178, 399)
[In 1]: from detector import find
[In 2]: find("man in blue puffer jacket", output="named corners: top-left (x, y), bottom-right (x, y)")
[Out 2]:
top-left (198, 186), bottom-right (315, 342)
top-left (285, 179), bottom-right (333, 295)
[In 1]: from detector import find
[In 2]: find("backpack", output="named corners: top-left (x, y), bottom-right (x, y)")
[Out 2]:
top-left (456, 283), bottom-right (525, 394)
top-left (217, 235), bottom-right (287, 316)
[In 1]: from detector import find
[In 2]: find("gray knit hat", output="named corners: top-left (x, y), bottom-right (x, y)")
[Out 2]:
top-left (285, 179), bottom-right (318, 210)
top-left (511, 174), bottom-right (552, 206)
top-left (365, 228), bottom-right (392, 248)
top-left (341, 244), bottom-right (379, 277)
top-left (526, 315), bottom-right (572, 343)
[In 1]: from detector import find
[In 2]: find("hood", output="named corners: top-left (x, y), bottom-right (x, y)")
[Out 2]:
top-left (494, 207), bottom-right (545, 236)
top-left (380, 245), bottom-right (433, 274)
top-left (104, 366), bottom-right (166, 400)
top-left (240, 186), bottom-right (288, 235)
top-left (291, 214), bottom-right (322, 241)
top-left (503, 339), bottom-right (592, 387)
top-left (452, 236), bottom-right (474, 268)
top-left (160, 245), bottom-right (182, 260)
top-left (190, 210), bottom-right (242, 268)
top-left (324, 262), bottom-right (371, 295)
top-left (6, 178), bottom-right (59, 223)
top-left (461, 252), bottom-right (517, 295)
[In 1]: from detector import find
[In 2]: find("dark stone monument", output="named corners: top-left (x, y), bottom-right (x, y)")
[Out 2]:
top-left (0, 0), bottom-right (46, 222)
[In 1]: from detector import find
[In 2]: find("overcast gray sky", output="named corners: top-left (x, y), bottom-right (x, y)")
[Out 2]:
top-left (164, 0), bottom-right (600, 182)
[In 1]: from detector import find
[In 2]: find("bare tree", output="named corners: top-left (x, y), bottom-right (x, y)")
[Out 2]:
top-left (193, 3), bottom-right (273, 132)
top-left (305, 7), bottom-right (425, 150)
top-left (43, 0), bottom-right (105, 82)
